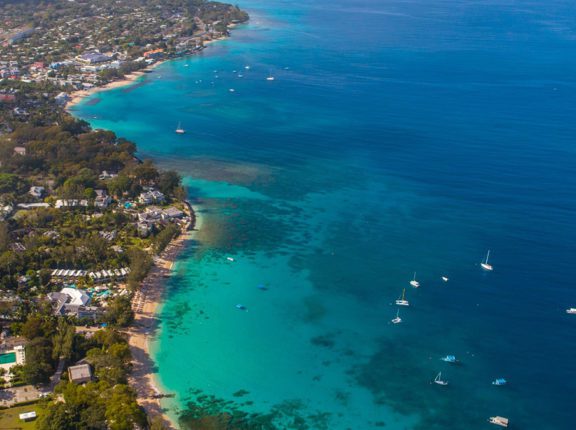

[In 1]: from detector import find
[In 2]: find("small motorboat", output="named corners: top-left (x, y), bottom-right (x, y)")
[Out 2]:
top-left (481, 250), bottom-right (493, 271)
top-left (566, 308), bottom-right (576, 314)
top-left (395, 288), bottom-right (409, 306)
top-left (433, 372), bottom-right (448, 386)
top-left (492, 378), bottom-right (507, 386)
top-left (441, 276), bottom-right (449, 282)
top-left (488, 416), bottom-right (509, 428)
top-left (391, 309), bottom-right (402, 324)
top-left (410, 272), bottom-right (420, 288)
top-left (441, 355), bottom-right (457, 363)
top-left (227, 257), bottom-right (235, 262)
top-left (229, 88), bottom-right (235, 92)
top-left (235, 304), bottom-right (247, 311)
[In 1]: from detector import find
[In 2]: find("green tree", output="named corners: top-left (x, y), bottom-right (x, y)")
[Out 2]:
top-left (21, 337), bottom-right (54, 385)
top-left (104, 296), bottom-right (134, 327)
top-left (158, 170), bottom-right (181, 195)
top-left (105, 384), bottom-right (146, 430)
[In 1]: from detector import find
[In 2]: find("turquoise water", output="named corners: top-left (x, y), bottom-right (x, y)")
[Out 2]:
top-left (72, 0), bottom-right (576, 428)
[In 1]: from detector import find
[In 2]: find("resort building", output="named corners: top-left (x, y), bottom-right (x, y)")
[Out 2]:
top-left (55, 199), bottom-right (90, 208)
top-left (47, 287), bottom-right (100, 318)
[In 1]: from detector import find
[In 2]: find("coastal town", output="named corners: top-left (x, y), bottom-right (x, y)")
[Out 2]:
top-left (0, 0), bottom-right (248, 428)
top-left (0, 0), bottom-right (248, 130)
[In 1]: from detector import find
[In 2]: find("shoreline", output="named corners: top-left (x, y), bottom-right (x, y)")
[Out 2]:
top-left (65, 32), bottom-right (232, 110)
top-left (66, 61), bottom-right (164, 109)
top-left (126, 203), bottom-right (201, 430)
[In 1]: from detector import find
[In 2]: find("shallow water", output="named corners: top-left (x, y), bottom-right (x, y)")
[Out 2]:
top-left (73, 0), bottom-right (576, 428)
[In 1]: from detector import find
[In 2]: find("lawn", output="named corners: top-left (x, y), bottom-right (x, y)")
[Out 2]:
top-left (0, 403), bottom-right (45, 429)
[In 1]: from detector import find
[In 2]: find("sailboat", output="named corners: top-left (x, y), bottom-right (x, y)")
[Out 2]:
top-left (266, 70), bottom-right (275, 81)
top-left (395, 289), bottom-right (409, 306)
top-left (391, 309), bottom-right (402, 324)
top-left (433, 372), bottom-right (448, 386)
top-left (410, 272), bottom-right (420, 288)
top-left (481, 250), bottom-right (493, 271)
top-left (175, 122), bottom-right (185, 134)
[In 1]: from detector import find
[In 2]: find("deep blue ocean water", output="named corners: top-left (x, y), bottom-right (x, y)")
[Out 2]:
top-left (72, 0), bottom-right (576, 428)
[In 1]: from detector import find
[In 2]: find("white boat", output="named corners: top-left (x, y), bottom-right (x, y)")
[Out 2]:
top-left (391, 309), bottom-right (402, 324)
top-left (266, 71), bottom-right (275, 81)
top-left (175, 122), bottom-right (185, 134)
top-left (492, 378), bottom-right (507, 386)
top-left (229, 88), bottom-right (235, 92)
top-left (566, 308), bottom-right (576, 314)
top-left (410, 272), bottom-right (420, 288)
top-left (441, 276), bottom-right (449, 282)
top-left (441, 355), bottom-right (457, 363)
top-left (226, 257), bottom-right (235, 262)
top-left (433, 372), bottom-right (448, 386)
top-left (488, 416), bottom-right (509, 428)
top-left (481, 250), bottom-right (493, 271)
top-left (395, 289), bottom-right (409, 306)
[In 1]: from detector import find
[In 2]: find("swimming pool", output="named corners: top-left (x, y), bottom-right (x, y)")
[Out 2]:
top-left (0, 352), bottom-right (16, 364)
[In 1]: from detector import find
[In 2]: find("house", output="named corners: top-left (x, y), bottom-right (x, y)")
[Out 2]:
top-left (143, 48), bottom-right (164, 59)
top-left (68, 363), bottom-right (92, 384)
top-left (99, 170), bottom-right (118, 180)
top-left (138, 190), bottom-right (165, 205)
top-left (137, 222), bottom-right (152, 237)
top-left (13, 146), bottom-right (26, 156)
top-left (77, 52), bottom-right (112, 64)
top-left (29, 186), bottom-right (45, 198)
top-left (162, 207), bottom-right (185, 220)
top-left (94, 190), bottom-right (112, 209)
top-left (0, 204), bottom-right (13, 221)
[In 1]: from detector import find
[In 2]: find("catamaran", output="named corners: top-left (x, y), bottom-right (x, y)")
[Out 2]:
top-left (492, 378), bottom-right (507, 386)
top-left (488, 416), bottom-right (509, 428)
top-left (433, 372), bottom-right (448, 386)
top-left (441, 355), bottom-right (457, 363)
top-left (175, 122), bottom-right (185, 134)
top-left (410, 272), bottom-right (420, 288)
top-left (391, 309), bottom-right (402, 324)
top-left (395, 289), bottom-right (409, 306)
top-left (481, 250), bottom-right (493, 271)
top-left (566, 308), bottom-right (576, 314)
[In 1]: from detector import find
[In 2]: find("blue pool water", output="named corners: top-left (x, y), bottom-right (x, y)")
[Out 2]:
top-left (72, 0), bottom-right (576, 428)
